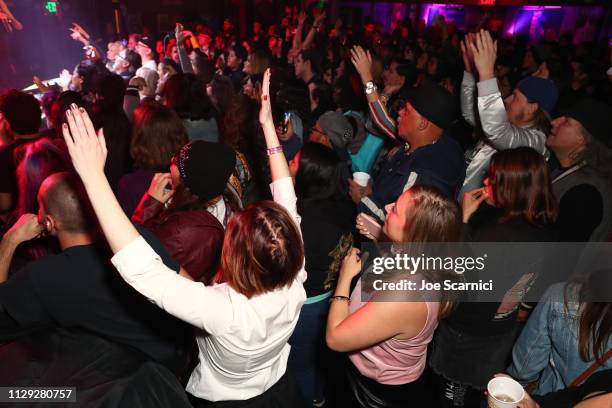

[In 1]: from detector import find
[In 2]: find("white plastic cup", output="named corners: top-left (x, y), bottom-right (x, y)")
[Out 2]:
top-left (353, 172), bottom-right (371, 187)
top-left (487, 377), bottom-right (525, 408)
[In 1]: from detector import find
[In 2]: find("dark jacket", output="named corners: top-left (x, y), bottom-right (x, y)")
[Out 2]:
top-left (360, 135), bottom-right (466, 222)
top-left (132, 194), bottom-right (224, 284)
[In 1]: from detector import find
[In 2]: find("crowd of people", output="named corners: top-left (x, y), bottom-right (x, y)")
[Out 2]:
top-left (0, 3), bottom-right (611, 407)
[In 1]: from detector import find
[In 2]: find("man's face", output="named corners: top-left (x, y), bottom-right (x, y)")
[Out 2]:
top-left (365, 23), bottom-right (375, 34)
top-left (397, 102), bottom-right (422, 142)
top-left (253, 22), bottom-right (262, 34)
top-left (294, 53), bottom-right (306, 79)
top-left (383, 62), bottom-right (403, 88)
top-left (547, 116), bottom-right (585, 156)
top-left (170, 46), bottom-right (180, 64)
top-left (504, 89), bottom-right (533, 125)
top-left (107, 42), bottom-right (121, 61)
top-left (268, 36), bottom-right (278, 51)
top-left (128, 35), bottom-right (138, 50)
top-left (112, 56), bottom-right (129, 74)
top-left (309, 121), bottom-right (331, 148)
top-left (198, 34), bottom-right (212, 48)
top-left (223, 19), bottom-right (232, 31)
top-left (227, 50), bottom-right (241, 70)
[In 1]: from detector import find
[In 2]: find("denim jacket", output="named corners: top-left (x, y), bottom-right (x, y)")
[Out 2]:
top-left (507, 283), bottom-right (612, 395)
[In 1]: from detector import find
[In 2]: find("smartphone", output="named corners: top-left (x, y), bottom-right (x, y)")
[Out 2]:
top-left (358, 213), bottom-right (383, 241)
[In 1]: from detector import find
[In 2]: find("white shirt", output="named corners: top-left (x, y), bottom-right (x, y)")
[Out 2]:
top-left (111, 177), bottom-right (306, 401)
top-left (135, 59), bottom-right (159, 98)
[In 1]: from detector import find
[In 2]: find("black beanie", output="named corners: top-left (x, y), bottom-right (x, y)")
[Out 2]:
top-left (177, 141), bottom-right (236, 202)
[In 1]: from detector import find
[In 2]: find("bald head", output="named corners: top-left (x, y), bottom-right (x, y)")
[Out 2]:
top-left (38, 172), bottom-right (97, 233)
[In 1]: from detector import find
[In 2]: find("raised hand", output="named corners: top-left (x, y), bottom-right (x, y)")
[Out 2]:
top-left (350, 45), bottom-right (374, 84)
top-left (175, 22), bottom-right (184, 42)
top-left (461, 187), bottom-right (488, 223)
top-left (468, 29), bottom-right (497, 81)
top-left (61, 104), bottom-right (107, 184)
top-left (298, 11), bottom-right (307, 26)
top-left (314, 11), bottom-right (326, 27)
top-left (33, 76), bottom-right (52, 93)
top-left (147, 173), bottom-right (174, 203)
top-left (259, 69), bottom-right (273, 126)
top-left (460, 33), bottom-right (476, 73)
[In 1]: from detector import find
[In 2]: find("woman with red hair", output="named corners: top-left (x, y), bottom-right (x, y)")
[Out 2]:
top-left (60, 69), bottom-right (307, 406)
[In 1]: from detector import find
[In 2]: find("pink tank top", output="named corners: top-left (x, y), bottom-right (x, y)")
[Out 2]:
top-left (348, 278), bottom-right (440, 385)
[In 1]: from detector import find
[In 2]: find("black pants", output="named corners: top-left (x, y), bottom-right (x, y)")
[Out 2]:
top-left (189, 371), bottom-right (307, 408)
top-left (345, 357), bottom-right (436, 408)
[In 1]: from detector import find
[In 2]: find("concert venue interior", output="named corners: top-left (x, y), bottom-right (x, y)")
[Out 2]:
top-left (0, 0), bottom-right (611, 407)
top-left (1, 0), bottom-right (611, 90)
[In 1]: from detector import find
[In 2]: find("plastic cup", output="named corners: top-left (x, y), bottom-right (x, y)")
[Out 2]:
top-left (353, 172), bottom-right (371, 187)
top-left (487, 377), bottom-right (525, 408)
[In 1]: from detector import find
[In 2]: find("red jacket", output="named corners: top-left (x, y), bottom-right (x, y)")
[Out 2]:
top-left (132, 194), bottom-right (224, 284)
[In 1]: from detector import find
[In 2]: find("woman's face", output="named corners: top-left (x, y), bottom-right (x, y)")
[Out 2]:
top-left (383, 190), bottom-right (412, 242)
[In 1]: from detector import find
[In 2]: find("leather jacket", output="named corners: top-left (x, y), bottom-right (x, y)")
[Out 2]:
top-left (458, 72), bottom-right (549, 200)
top-left (132, 193), bottom-right (224, 284)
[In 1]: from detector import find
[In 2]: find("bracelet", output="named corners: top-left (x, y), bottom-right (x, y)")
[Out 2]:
top-left (329, 295), bottom-right (350, 303)
top-left (267, 146), bottom-right (283, 156)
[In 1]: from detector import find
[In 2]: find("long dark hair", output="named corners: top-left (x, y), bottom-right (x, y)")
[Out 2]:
top-left (295, 143), bottom-right (347, 206)
top-left (488, 147), bottom-right (558, 227)
top-left (567, 269), bottom-right (612, 363)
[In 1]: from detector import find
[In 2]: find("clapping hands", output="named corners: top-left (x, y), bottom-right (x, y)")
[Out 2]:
top-left (466, 29), bottom-right (497, 81)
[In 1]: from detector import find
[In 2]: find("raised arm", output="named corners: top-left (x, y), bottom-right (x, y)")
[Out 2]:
top-left (259, 69), bottom-right (300, 223)
top-left (292, 11), bottom-right (307, 51)
top-left (259, 69), bottom-right (290, 181)
top-left (175, 23), bottom-right (194, 74)
top-left (62, 105), bottom-right (139, 253)
top-left (350, 46), bottom-right (397, 140)
top-left (61, 105), bottom-right (232, 333)
top-left (460, 33), bottom-right (477, 127)
top-left (301, 11), bottom-right (325, 51)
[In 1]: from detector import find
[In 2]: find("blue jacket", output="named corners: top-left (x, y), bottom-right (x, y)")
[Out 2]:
top-left (507, 283), bottom-right (612, 395)
top-left (360, 135), bottom-right (465, 222)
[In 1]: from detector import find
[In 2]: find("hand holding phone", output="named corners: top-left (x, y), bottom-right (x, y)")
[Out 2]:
top-left (356, 213), bottom-right (382, 241)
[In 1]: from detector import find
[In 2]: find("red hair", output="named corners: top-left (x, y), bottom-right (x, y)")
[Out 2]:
top-left (219, 201), bottom-right (304, 298)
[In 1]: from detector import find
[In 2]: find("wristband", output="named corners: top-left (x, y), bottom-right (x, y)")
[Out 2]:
top-left (267, 146), bottom-right (283, 156)
top-left (329, 295), bottom-right (350, 303)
